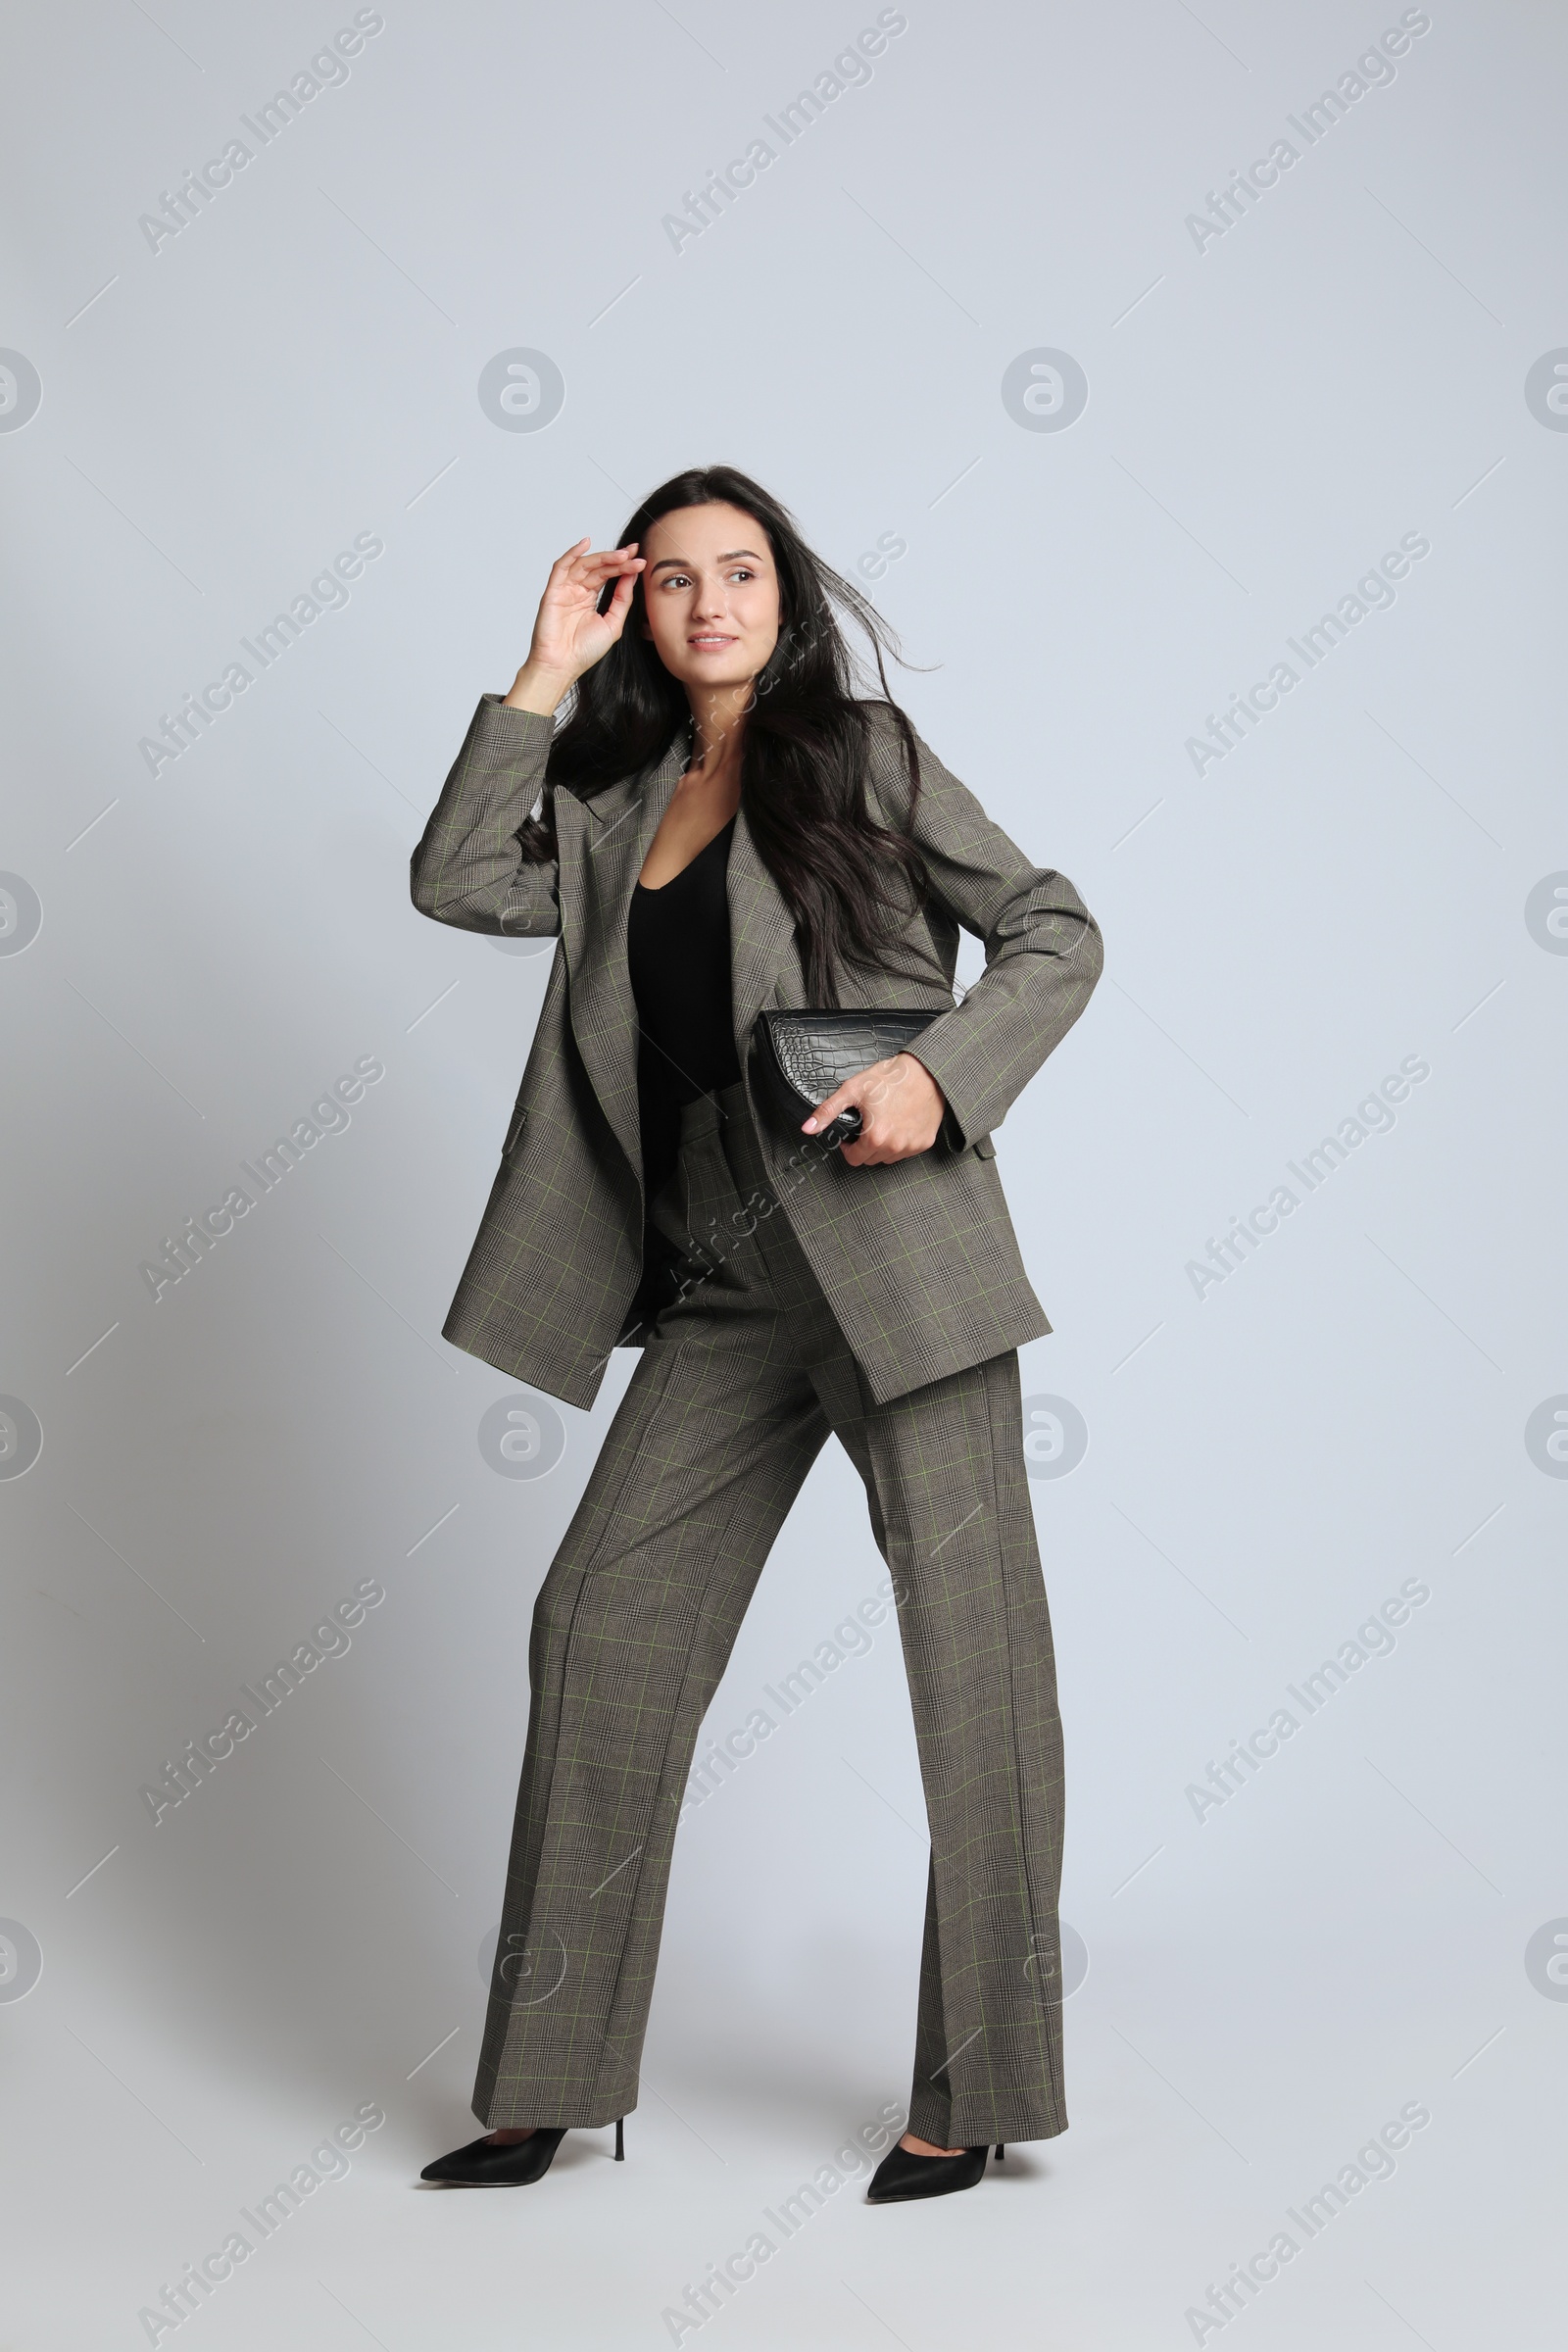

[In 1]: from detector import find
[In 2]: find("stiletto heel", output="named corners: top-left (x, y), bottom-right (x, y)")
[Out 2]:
top-left (614, 2118), bottom-right (625, 2161)
top-left (994, 2143), bottom-right (1004, 2159)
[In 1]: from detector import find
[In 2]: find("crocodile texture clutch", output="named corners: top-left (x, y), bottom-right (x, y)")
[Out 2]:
top-left (750, 1007), bottom-right (956, 1151)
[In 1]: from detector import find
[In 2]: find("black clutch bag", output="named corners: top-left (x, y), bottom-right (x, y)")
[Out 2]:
top-left (750, 1007), bottom-right (956, 1150)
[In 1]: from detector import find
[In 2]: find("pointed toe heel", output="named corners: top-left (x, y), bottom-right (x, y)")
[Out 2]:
top-left (865, 2139), bottom-right (997, 2204)
top-left (419, 2118), bottom-right (626, 2187)
top-left (419, 2127), bottom-right (567, 2187)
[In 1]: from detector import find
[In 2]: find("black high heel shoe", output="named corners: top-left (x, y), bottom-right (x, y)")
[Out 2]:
top-left (419, 2118), bottom-right (624, 2186)
top-left (865, 2137), bottom-right (1004, 2204)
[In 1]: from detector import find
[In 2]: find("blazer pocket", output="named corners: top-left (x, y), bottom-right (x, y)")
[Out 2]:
top-left (971, 1134), bottom-right (997, 1160)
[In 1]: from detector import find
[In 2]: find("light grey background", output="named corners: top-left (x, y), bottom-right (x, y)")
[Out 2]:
top-left (2, 1), bottom-right (1564, 2344)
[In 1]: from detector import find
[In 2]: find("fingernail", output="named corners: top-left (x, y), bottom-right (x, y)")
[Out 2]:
top-left (803, 1119), bottom-right (816, 1132)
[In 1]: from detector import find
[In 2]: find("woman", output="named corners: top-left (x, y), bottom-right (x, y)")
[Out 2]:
top-left (410, 466), bottom-right (1102, 2202)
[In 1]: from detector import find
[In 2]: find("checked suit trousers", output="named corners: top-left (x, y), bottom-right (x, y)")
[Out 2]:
top-left (471, 1081), bottom-right (1069, 2149)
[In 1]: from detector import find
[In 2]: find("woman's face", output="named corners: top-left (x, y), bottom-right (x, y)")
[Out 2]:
top-left (638, 501), bottom-right (781, 696)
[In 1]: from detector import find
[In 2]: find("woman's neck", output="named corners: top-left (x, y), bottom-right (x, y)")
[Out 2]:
top-left (685, 684), bottom-right (753, 776)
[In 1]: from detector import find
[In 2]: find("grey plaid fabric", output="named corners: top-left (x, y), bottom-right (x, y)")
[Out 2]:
top-left (410, 692), bottom-right (1102, 1411)
top-left (471, 1083), bottom-right (1068, 2148)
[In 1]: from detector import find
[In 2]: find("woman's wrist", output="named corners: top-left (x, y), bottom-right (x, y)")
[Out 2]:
top-left (503, 661), bottom-right (576, 715)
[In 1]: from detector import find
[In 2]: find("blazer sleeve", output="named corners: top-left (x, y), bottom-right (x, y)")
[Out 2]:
top-left (864, 707), bottom-right (1104, 1150)
top-left (410, 693), bottom-right (562, 936)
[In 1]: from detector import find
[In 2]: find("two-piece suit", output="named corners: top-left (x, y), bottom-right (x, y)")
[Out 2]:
top-left (410, 693), bottom-right (1103, 2146)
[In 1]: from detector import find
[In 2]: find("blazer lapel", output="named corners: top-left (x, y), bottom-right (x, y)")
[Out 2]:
top-left (558, 733), bottom-right (802, 1200)
top-left (727, 800), bottom-right (800, 1057)
top-left (557, 733), bottom-right (686, 1192)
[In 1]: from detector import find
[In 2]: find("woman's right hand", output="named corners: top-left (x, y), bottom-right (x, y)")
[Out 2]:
top-left (504, 537), bottom-right (646, 713)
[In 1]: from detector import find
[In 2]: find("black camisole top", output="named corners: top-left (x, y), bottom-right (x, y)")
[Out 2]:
top-left (626, 813), bottom-right (742, 1208)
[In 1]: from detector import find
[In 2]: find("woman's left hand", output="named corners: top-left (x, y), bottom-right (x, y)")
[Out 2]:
top-left (804, 1052), bottom-right (948, 1165)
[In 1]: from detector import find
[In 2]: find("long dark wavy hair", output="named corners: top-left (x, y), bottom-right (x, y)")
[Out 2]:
top-left (518, 465), bottom-right (944, 1003)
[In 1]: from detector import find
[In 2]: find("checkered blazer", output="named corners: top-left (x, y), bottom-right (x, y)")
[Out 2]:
top-left (411, 693), bottom-right (1102, 1410)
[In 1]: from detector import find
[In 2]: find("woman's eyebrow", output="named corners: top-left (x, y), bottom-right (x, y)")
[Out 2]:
top-left (648, 549), bottom-right (763, 572)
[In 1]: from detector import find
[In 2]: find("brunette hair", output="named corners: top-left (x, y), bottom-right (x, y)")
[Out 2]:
top-left (521, 464), bottom-right (943, 1002)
